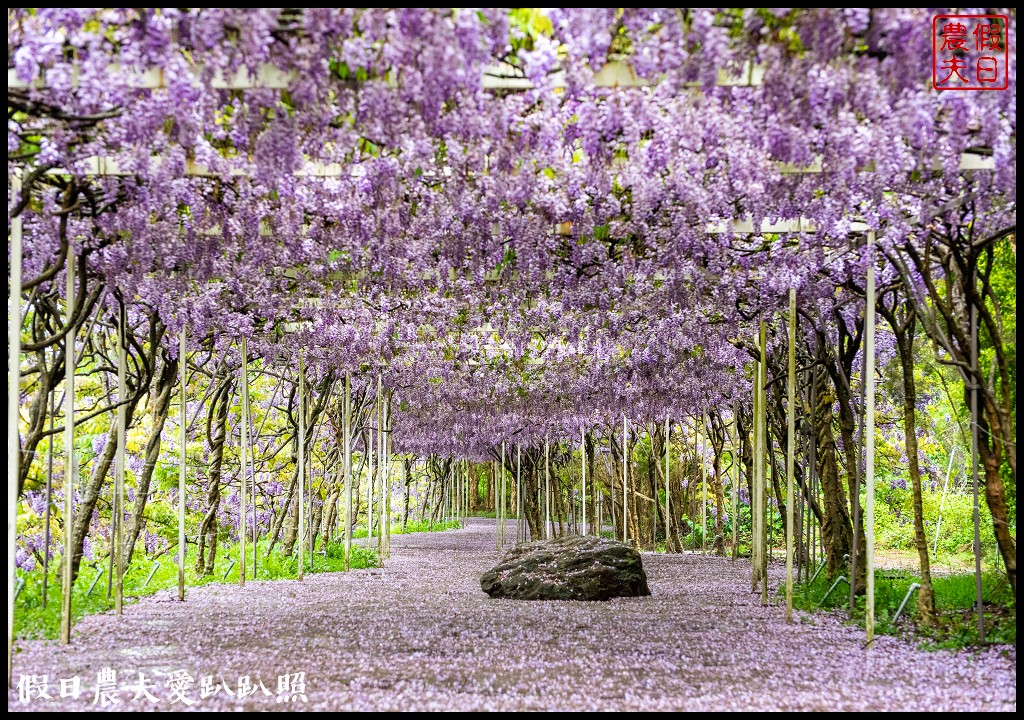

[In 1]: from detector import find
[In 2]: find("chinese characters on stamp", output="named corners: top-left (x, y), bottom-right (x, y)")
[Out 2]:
top-left (933, 15), bottom-right (1009, 90)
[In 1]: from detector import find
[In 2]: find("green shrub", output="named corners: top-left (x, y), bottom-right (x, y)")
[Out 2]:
top-left (14, 536), bottom-right (385, 641)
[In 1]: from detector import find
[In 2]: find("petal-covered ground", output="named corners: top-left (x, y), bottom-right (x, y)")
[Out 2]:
top-left (9, 519), bottom-right (1016, 711)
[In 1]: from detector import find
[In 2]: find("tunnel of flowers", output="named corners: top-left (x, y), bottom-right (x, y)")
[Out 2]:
top-left (7, 7), bottom-right (1017, 712)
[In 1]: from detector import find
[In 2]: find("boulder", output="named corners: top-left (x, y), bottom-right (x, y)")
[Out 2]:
top-left (480, 534), bottom-right (651, 601)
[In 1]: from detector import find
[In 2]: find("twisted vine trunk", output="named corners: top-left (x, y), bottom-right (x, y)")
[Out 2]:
top-left (321, 485), bottom-right (340, 549)
top-left (978, 396), bottom-right (1016, 595)
top-left (308, 477), bottom-right (325, 554)
top-left (196, 368), bottom-right (232, 575)
top-left (738, 407), bottom-right (755, 555)
top-left (521, 453), bottom-right (543, 540)
top-left (125, 352), bottom-right (178, 566)
top-left (897, 329), bottom-right (935, 620)
top-left (278, 463), bottom-right (302, 556)
top-left (68, 318), bottom-right (156, 583)
top-left (813, 366), bottom-right (853, 578)
top-left (708, 412), bottom-right (727, 554)
top-left (279, 372), bottom-right (335, 557)
top-left (880, 300), bottom-right (937, 622)
top-left (18, 346), bottom-right (64, 496)
top-left (402, 457), bottom-right (412, 532)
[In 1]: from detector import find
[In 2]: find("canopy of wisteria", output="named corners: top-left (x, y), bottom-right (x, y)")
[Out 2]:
top-left (8, 8), bottom-right (1016, 456)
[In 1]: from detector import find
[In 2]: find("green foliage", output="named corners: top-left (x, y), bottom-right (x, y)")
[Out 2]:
top-left (983, 238), bottom-right (1016, 527)
top-left (791, 567), bottom-right (1015, 650)
top-left (351, 518), bottom-right (462, 537)
top-left (508, 8), bottom-right (553, 53)
top-left (932, 571), bottom-right (1015, 610)
top-left (13, 536), bottom-right (386, 641)
top-left (14, 516), bottom-right (470, 642)
top-left (873, 482), bottom-right (998, 559)
top-left (399, 518), bottom-right (463, 533)
top-left (321, 542), bottom-right (379, 570)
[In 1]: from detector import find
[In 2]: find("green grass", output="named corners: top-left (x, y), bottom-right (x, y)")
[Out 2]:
top-left (791, 567), bottom-right (1015, 649)
top-left (14, 537), bottom-right (385, 641)
top-left (352, 518), bottom-right (462, 538)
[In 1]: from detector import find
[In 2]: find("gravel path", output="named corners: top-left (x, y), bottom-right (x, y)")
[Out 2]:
top-left (9, 518), bottom-right (1016, 711)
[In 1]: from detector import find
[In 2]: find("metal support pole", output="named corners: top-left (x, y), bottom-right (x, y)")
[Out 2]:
top-left (251, 369), bottom-right (257, 581)
top-left (759, 320), bottom-right (769, 607)
top-left (501, 441), bottom-right (507, 546)
top-left (850, 349), bottom-right (867, 612)
top-left (892, 583), bottom-right (921, 625)
top-left (751, 364), bottom-right (760, 584)
top-left (503, 456), bottom-right (507, 536)
top-left (86, 567), bottom-right (103, 597)
top-left (309, 397), bottom-right (315, 569)
top-left (665, 416), bottom-right (671, 549)
top-left (60, 242), bottom-right (75, 645)
top-left (864, 231), bottom-right (876, 642)
top-left (343, 372), bottom-right (352, 570)
top-left (42, 390), bottom-right (54, 609)
top-left (297, 355), bottom-right (305, 581)
top-left (623, 416), bottom-right (629, 545)
top-left (651, 423), bottom-right (657, 546)
top-left (367, 402), bottom-right (374, 550)
top-left (701, 413), bottom-right (707, 554)
top-left (380, 393), bottom-right (387, 557)
top-left (141, 561), bottom-right (161, 589)
top-left (178, 327), bottom-right (187, 600)
top-left (818, 576), bottom-right (849, 607)
top-left (970, 283), bottom-right (985, 642)
top-left (222, 557), bottom-right (235, 582)
top-left (115, 307), bottom-right (126, 613)
top-left (494, 459), bottom-right (500, 550)
top-left (786, 287), bottom-right (796, 622)
top-left (516, 445), bottom-right (522, 542)
top-left (752, 360), bottom-right (761, 586)
top-left (238, 337), bottom-right (248, 586)
top-left (376, 374), bottom-right (382, 553)
top-left (932, 447), bottom-right (958, 556)
top-left (581, 429), bottom-right (587, 535)
top-left (8, 171), bottom-right (23, 678)
top-left (544, 439), bottom-right (551, 540)
top-left (810, 369), bottom-right (819, 573)
top-left (808, 559), bottom-right (827, 585)
top-left (730, 404), bottom-right (739, 560)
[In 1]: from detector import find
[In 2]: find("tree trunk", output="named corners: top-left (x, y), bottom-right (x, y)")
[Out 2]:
top-left (309, 474), bottom-right (325, 554)
top-left (738, 407), bottom-right (755, 540)
top-left (321, 485), bottom-right (339, 549)
top-left (486, 463), bottom-right (494, 512)
top-left (402, 457), bottom-right (412, 531)
top-left (70, 390), bottom-right (145, 584)
top-left (125, 353), bottom-right (177, 566)
top-left (18, 349), bottom-right (64, 496)
top-left (888, 311), bottom-right (936, 621)
top-left (69, 318), bottom-right (158, 583)
top-left (831, 370), bottom-right (867, 594)
top-left (709, 412), bottom-right (727, 554)
top-left (197, 368), bottom-right (232, 575)
top-left (280, 465), bottom-right (301, 556)
top-left (523, 454), bottom-right (543, 540)
top-left (978, 400), bottom-right (1017, 595)
top-left (814, 366), bottom-right (854, 578)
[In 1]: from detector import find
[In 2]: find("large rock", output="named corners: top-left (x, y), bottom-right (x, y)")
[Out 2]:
top-left (480, 535), bottom-right (651, 601)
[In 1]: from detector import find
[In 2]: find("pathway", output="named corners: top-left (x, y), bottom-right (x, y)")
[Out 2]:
top-left (8, 518), bottom-right (1016, 711)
